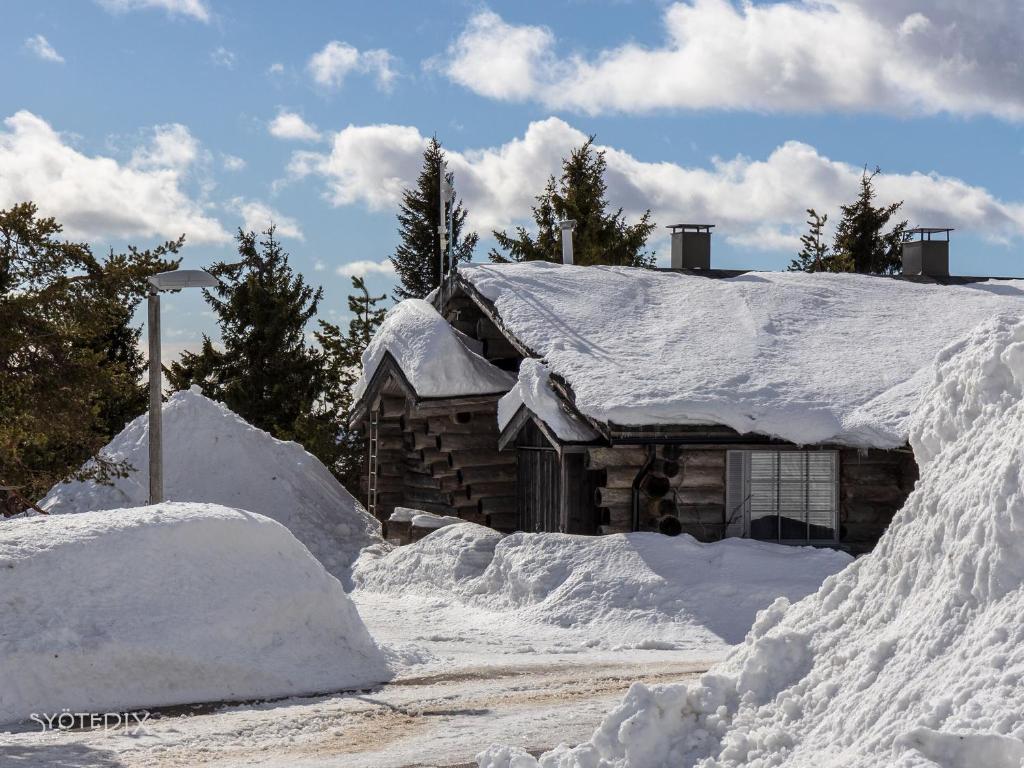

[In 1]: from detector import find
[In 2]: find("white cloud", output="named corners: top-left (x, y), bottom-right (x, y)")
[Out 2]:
top-left (267, 62), bottom-right (284, 75)
top-left (313, 259), bottom-right (326, 271)
top-left (25, 35), bottom-right (65, 64)
top-left (221, 153), bottom-right (245, 171)
top-left (130, 123), bottom-right (199, 170)
top-left (268, 110), bottom-right (321, 142)
top-left (210, 46), bottom-right (235, 68)
top-left (290, 117), bottom-right (1024, 252)
top-left (441, 2), bottom-right (1024, 120)
top-left (307, 41), bottom-right (396, 90)
top-left (336, 259), bottom-right (395, 277)
top-left (226, 197), bottom-right (304, 240)
top-left (96, 0), bottom-right (210, 22)
top-left (0, 111), bottom-right (228, 243)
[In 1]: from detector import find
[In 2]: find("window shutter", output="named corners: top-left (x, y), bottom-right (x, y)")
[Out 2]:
top-left (725, 451), bottom-right (747, 538)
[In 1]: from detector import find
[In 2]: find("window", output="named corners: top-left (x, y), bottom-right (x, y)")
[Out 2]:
top-left (726, 450), bottom-right (838, 544)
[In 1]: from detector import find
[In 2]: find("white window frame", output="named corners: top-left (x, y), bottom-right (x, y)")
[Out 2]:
top-left (726, 449), bottom-right (840, 545)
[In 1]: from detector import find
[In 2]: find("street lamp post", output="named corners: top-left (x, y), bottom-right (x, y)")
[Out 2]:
top-left (146, 269), bottom-right (220, 505)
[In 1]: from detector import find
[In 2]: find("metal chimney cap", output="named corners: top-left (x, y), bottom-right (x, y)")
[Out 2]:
top-left (667, 224), bottom-right (714, 233)
top-left (906, 227), bottom-right (954, 241)
top-left (558, 219), bottom-right (577, 231)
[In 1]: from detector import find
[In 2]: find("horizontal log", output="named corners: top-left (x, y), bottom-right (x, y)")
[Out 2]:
top-left (602, 466), bottom-right (638, 489)
top-left (679, 450), bottom-right (726, 469)
top-left (599, 524), bottom-right (631, 535)
top-left (675, 504), bottom-right (725, 523)
top-left (419, 448), bottom-right (448, 465)
top-left (375, 449), bottom-right (405, 465)
top-left (448, 494), bottom-right (479, 508)
top-left (673, 466), bottom-right (725, 488)
top-left (406, 501), bottom-right (454, 516)
top-left (842, 484), bottom-right (908, 503)
top-left (427, 417), bottom-right (478, 435)
top-left (436, 433), bottom-right (502, 452)
top-left (586, 447), bottom-right (647, 470)
top-left (466, 482), bottom-right (516, 500)
top-left (674, 487), bottom-right (724, 505)
top-left (478, 496), bottom-right (516, 515)
top-left (376, 435), bottom-right (406, 451)
top-left (375, 491), bottom-right (403, 507)
top-left (410, 432), bottom-right (437, 451)
top-left (458, 465), bottom-right (517, 484)
top-left (429, 461), bottom-right (457, 478)
top-left (399, 416), bottom-right (427, 434)
top-left (403, 473), bottom-right (442, 490)
top-left (595, 487), bottom-right (632, 507)
top-left (448, 450), bottom-right (516, 469)
top-left (455, 508), bottom-right (488, 525)
top-left (603, 503), bottom-right (632, 527)
top-left (486, 512), bottom-right (520, 532)
top-left (377, 422), bottom-right (404, 437)
top-left (404, 487), bottom-right (450, 505)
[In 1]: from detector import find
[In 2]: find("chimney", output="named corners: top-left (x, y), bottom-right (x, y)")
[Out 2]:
top-left (668, 224), bottom-right (714, 270)
top-left (902, 227), bottom-right (952, 277)
top-left (559, 219), bottom-right (576, 265)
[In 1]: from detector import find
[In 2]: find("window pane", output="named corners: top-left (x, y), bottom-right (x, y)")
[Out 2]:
top-left (743, 450), bottom-right (837, 543)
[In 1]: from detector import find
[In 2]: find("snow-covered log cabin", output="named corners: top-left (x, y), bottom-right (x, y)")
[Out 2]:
top-left (353, 244), bottom-right (1024, 553)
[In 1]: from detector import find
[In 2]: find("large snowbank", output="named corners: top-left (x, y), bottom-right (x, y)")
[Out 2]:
top-left (499, 359), bottom-right (600, 443)
top-left (39, 388), bottom-right (379, 585)
top-left (354, 298), bottom-right (514, 400)
top-left (354, 524), bottom-right (850, 649)
top-left (0, 503), bottom-right (389, 725)
top-left (480, 312), bottom-right (1024, 768)
top-left (462, 262), bottom-right (1024, 447)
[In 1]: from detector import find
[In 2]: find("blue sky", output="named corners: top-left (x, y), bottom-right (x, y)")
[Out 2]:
top-left (3, 0), bottom-right (1023, 355)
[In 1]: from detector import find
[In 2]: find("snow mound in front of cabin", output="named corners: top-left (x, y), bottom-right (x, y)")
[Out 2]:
top-left (479, 313), bottom-right (1024, 768)
top-left (0, 503), bottom-right (389, 725)
top-left (353, 523), bottom-right (850, 650)
top-left (39, 387), bottom-right (380, 585)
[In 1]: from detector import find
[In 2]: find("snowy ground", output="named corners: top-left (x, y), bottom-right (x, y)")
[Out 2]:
top-left (0, 591), bottom-right (714, 768)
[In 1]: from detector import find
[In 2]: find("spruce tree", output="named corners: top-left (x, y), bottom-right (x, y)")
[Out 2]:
top-left (490, 137), bottom-right (656, 267)
top-left (316, 276), bottom-right (388, 492)
top-left (390, 138), bottom-right (478, 300)
top-left (167, 227), bottom-right (332, 452)
top-left (788, 209), bottom-right (832, 272)
top-left (1, 202), bottom-right (181, 501)
top-left (831, 167), bottom-right (908, 275)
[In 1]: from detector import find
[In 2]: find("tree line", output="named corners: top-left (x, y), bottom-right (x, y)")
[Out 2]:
top-left (1, 138), bottom-right (906, 504)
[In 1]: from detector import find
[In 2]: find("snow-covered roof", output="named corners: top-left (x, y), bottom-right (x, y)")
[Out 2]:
top-left (460, 262), bottom-right (1024, 448)
top-left (498, 359), bottom-right (600, 443)
top-left (354, 299), bottom-right (514, 401)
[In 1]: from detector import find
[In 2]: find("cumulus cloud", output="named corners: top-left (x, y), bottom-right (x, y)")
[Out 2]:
top-left (290, 117), bottom-right (1024, 252)
top-left (226, 197), bottom-right (304, 240)
top-left (440, 2), bottom-right (1024, 120)
top-left (0, 110), bottom-right (228, 243)
top-left (336, 259), bottom-right (395, 277)
top-left (210, 46), bottom-right (235, 68)
top-left (25, 35), bottom-right (64, 64)
top-left (96, 0), bottom-right (210, 22)
top-left (308, 41), bottom-right (396, 90)
top-left (221, 153), bottom-right (245, 171)
top-left (268, 110), bottom-right (321, 142)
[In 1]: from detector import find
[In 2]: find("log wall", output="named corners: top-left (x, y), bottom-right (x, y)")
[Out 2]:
top-left (839, 448), bottom-right (917, 554)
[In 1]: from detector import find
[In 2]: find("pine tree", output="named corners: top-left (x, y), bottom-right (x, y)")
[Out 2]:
top-left (490, 137), bottom-right (656, 267)
top-left (788, 209), bottom-right (832, 272)
top-left (316, 276), bottom-right (388, 492)
top-left (167, 226), bottom-right (332, 453)
top-left (390, 138), bottom-right (478, 300)
top-left (1, 202), bottom-right (181, 501)
top-left (831, 167), bottom-right (908, 275)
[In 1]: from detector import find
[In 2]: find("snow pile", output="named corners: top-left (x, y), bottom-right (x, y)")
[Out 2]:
top-left (39, 388), bottom-right (379, 585)
top-left (354, 523), bottom-right (849, 649)
top-left (479, 313), bottom-right (1024, 768)
top-left (354, 298), bottom-right (514, 400)
top-left (0, 503), bottom-right (389, 725)
top-left (462, 262), bottom-right (1024, 447)
top-left (499, 358), bottom-right (600, 442)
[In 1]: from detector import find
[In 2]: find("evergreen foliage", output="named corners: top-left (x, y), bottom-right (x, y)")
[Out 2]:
top-left (832, 167), bottom-right (907, 275)
top-left (316, 276), bottom-right (388, 491)
top-left (166, 227), bottom-right (337, 463)
top-left (490, 137), bottom-right (656, 267)
top-left (390, 137), bottom-right (478, 300)
top-left (0, 202), bottom-right (181, 501)
top-left (788, 209), bottom-right (838, 272)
